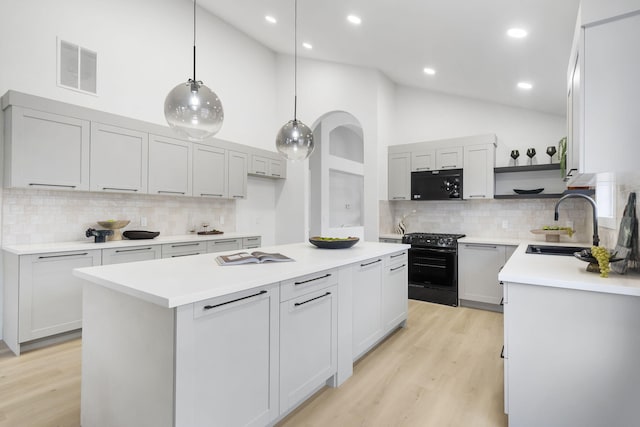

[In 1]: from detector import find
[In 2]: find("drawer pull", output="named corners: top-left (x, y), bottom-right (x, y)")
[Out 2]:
top-left (390, 253), bottom-right (405, 258)
top-left (38, 252), bottom-right (88, 259)
top-left (294, 273), bottom-right (332, 285)
top-left (115, 247), bottom-right (153, 253)
top-left (158, 190), bottom-right (185, 195)
top-left (29, 183), bottom-right (76, 189)
top-left (441, 165), bottom-right (456, 169)
top-left (390, 264), bottom-right (406, 272)
top-left (361, 259), bottom-right (382, 267)
top-left (392, 197), bottom-right (406, 200)
top-left (246, 237), bottom-right (259, 241)
top-left (103, 187), bottom-right (138, 192)
top-left (500, 297), bottom-right (504, 306)
top-left (271, 174), bottom-right (281, 177)
top-left (232, 195), bottom-right (244, 199)
top-left (500, 345), bottom-right (505, 359)
top-left (294, 292), bottom-right (331, 307)
top-left (200, 193), bottom-right (223, 197)
top-left (203, 290), bottom-right (267, 310)
top-left (171, 253), bottom-right (200, 257)
top-left (255, 171), bottom-right (266, 175)
top-left (214, 240), bottom-right (236, 244)
top-left (172, 243), bottom-right (200, 248)
top-left (465, 244), bottom-right (497, 249)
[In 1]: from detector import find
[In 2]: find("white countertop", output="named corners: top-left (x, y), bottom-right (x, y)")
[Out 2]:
top-left (379, 233), bottom-right (403, 240)
top-left (74, 241), bottom-right (410, 308)
top-left (499, 243), bottom-right (640, 296)
top-left (2, 232), bottom-right (259, 255)
top-left (458, 236), bottom-right (524, 246)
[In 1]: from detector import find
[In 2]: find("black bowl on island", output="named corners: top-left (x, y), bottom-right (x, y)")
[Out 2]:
top-left (309, 236), bottom-right (359, 249)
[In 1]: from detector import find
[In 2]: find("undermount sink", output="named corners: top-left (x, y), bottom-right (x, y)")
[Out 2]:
top-left (526, 244), bottom-right (590, 256)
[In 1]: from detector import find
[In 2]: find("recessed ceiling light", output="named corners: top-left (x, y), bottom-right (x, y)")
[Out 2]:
top-left (517, 82), bottom-right (533, 90)
top-left (302, 42), bottom-right (313, 50)
top-left (507, 28), bottom-right (527, 38)
top-left (265, 15), bottom-right (277, 24)
top-left (347, 15), bottom-right (362, 25)
top-left (423, 68), bottom-right (436, 76)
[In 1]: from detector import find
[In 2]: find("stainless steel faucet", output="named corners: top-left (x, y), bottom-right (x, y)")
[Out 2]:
top-left (554, 193), bottom-right (600, 246)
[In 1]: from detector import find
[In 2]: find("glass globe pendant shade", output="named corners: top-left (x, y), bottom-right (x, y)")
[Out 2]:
top-left (275, 119), bottom-right (315, 161)
top-left (164, 80), bottom-right (224, 141)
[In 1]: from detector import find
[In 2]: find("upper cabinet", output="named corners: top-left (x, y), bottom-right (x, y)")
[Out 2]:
top-left (228, 150), bottom-right (248, 200)
top-left (388, 152), bottom-right (411, 201)
top-left (436, 147), bottom-right (463, 170)
top-left (4, 106), bottom-right (90, 191)
top-left (1, 91), bottom-right (285, 200)
top-left (249, 154), bottom-right (286, 179)
top-left (148, 134), bottom-right (193, 196)
top-left (90, 123), bottom-right (148, 193)
top-left (193, 144), bottom-right (227, 199)
top-left (463, 144), bottom-right (495, 200)
top-left (411, 150), bottom-right (435, 172)
top-left (565, 5), bottom-right (640, 183)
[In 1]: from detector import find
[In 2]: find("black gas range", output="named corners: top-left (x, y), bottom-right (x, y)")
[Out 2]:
top-left (402, 232), bottom-right (465, 306)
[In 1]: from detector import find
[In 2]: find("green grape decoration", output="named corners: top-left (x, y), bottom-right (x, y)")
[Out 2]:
top-left (591, 246), bottom-right (611, 278)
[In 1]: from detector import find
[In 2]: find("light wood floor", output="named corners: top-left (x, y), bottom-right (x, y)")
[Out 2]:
top-left (0, 300), bottom-right (506, 427)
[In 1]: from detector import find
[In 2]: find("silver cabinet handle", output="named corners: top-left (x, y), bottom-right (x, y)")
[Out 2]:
top-left (294, 292), bottom-right (331, 307)
top-left (361, 259), bottom-right (382, 267)
top-left (158, 190), bottom-right (185, 195)
top-left (29, 183), bottom-right (76, 189)
top-left (203, 290), bottom-right (267, 310)
top-left (232, 195), bottom-right (244, 199)
top-left (468, 195), bottom-right (486, 198)
top-left (200, 193), bottom-right (223, 197)
top-left (38, 252), bottom-right (88, 259)
top-left (171, 243), bottom-right (200, 248)
top-left (390, 264), bottom-right (406, 272)
top-left (390, 253), bottom-right (405, 258)
top-left (464, 244), bottom-right (497, 249)
top-left (115, 247), bottom-right (153, 253)
top-left (103, 187), bottom-right (138, 192)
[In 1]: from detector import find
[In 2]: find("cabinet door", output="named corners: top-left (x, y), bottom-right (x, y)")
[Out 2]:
top-left (193, 144), bottom-right (227, 198)
top-left (250, 155), bottom-right (269, 176)
top-left (382, 254), bottom-right (408, 332)
top-left (463, 144), bottom-right (494, 200)
top-left (388, 152), bottom-right (410, 200)
top-left (352, 258), bottom-right (383, 360)
top-left (280, 285), bottom-right (338, 413)
top-left (176, 286), bottom-right (279, 427)
top-left (566, 52), bottom-right (582, 181)
top-left (436, 147), bottom-right (463, 170)
top-left (411, 150), bottom-right (435, 171)
top-left (228, 150), bottom-right (248, 200)
top-left (207, 239), bottom-right (242, 253)
top-left (102, 246), bottom-right (161, 265)
top-left (269, 158), bottom-right (285, 178)
top-left (458, 243), bottom-right (505, 305)
top-left (148, 134), bottom-right (192, 196)
top-left (6, 106), bottom-right (90, 190)
top-left (18, 250), bottom-right (101, 342)
top-left (90, 123), bottom-right (148, 193)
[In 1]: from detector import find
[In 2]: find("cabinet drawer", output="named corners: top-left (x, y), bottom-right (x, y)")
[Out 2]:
top-left (281, 268), bottom-right (338, 302)
top-left (193, 285), bottom-right (275, 320)
top-left (207, 239), bottom-right (242, 253)
top-left (162, 242), bottom-right (207, 258)
top-left (385, 251), bottom-right (408, 267)
top-left (243, 236), bottom-right (262, 249)
top-left (102, 246), bottom-right (161, 265)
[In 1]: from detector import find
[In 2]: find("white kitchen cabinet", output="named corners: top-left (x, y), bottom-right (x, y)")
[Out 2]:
top-left (0, 250), bottom-right (101, 354)
top-left (382, 252), bottom-right (408, 332)
top-left (161, 242), bottom-right (207, 259)
top-left (102, 246), bottom-right (161, 265)
top-left (3, 106), bottom-right (90, 190)
top-left (411, 149), bottom-right (435, 172)
top-left (388, 152), bottom-right (410, 200)
top-left (207, 238), bottom-right (242, 253)
top-left (228, 150), bottom-right (248, 200)
top-left (351, 257), bottom-right (383, 360)
top-left (192, 144), bottom-right (227, 198)
top-left (250, 155), bottom-right (285, 179)
top-left (280, 278), bottom-right (338, 414)
top-left (463, 144), bottom-right (495, 200)
top-left (90, 122), bottom-right (148, 193)
top-left (566, 8), bottom-right (640, 182)
top-left (175, 285), bottom-right (280, 427)
top-left (243, 236), bottom-right (262, 249)
top-left (148, 134), bottom-right (192, 196)
top-left (436, 146), bottom-right (463, 170)
top-left (458, 243), bottom-right (516, 310)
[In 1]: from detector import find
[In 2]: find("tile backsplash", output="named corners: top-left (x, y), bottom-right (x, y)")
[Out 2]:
top-left (1, 188), bottom-right (236, 246)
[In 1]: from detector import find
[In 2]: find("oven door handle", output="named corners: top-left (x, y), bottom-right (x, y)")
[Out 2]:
top-left (411, 247), bottom-right (456, 254)
top-left (413, 263), bottom-right (447, 269)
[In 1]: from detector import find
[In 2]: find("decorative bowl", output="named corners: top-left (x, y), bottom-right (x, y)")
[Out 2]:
top-left (309, 236), bottom-right (359, 249)
top-left (123, 230), bottom-right (160, 240)
top-left (97, 220), bottom-right (130, 241)
top-left (514, 188), bottom-right (544, 195)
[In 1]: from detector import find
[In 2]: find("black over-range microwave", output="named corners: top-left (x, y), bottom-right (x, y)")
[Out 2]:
top-left (411, 169), bottom-right (463, 200)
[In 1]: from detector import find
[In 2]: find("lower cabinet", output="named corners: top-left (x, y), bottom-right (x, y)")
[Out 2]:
top-left (161, 242), bottom-right (207, 258)
top-left (207, 238), bottom-right (243, 253)
top-left (352, 257), bottom-right (383, 360)
top-left (2, 250), bottom-right (102, 354)
top-left (175, 285), bottom-right (279, 427)
top-left (102, 246), bottom-right (161, 264)
top-left (458, 242), bottom-right (516, 310)
top-left (279, 271), bottom-right (338, 414)
top-left (382, 252), bottom-right (408, 331)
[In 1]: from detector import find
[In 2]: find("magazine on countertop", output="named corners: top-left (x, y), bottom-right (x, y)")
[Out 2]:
top-left (216, 251), bottom-right (294, 265)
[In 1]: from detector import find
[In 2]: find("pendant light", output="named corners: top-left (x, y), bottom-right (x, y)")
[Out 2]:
top-left (164, 0), bottom-right (224, 141)
top-left (275, 0), bottom-right (315, 161)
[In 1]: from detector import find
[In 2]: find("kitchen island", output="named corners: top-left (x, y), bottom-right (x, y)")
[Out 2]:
top-left (74, 241), bottom-right (409, 427)
top-left (499, 244), bottom-right (640, 427)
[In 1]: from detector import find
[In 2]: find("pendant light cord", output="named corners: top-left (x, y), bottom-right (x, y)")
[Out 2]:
top-left (293, 0), bottom-right (298, 121)
top-left (193, 0), bottom-right (197, 82)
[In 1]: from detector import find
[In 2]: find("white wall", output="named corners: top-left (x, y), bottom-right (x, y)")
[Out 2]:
top-left (393, 86), bottom-right (566, 168)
